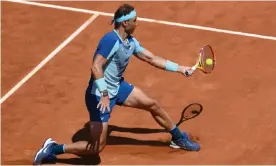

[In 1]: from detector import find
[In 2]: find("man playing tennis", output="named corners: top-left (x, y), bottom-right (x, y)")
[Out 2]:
top-left (33, 4), bottom-right (199, 164)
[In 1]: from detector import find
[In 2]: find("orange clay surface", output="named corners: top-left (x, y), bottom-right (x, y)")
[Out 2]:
top-left (2, 1), bottom-right (276, 165)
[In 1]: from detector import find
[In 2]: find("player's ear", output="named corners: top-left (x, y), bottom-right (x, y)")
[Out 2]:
top-left (122, 20), bottom-right (129, 27)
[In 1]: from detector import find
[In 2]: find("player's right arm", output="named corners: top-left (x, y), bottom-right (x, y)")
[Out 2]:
top-left (91, 54), bottom-right (110, 113)
top-left (91, 55), bottom-right (107, 82)
top-left (91, 33), bottom-right (119, 113)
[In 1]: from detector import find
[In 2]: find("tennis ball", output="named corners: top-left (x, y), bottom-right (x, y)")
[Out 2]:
top-left (205, 58), bottom-right (213, 65)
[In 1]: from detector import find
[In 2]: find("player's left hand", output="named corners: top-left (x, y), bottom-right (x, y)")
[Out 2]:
top-left (179, 66), bottom-right (193, 77)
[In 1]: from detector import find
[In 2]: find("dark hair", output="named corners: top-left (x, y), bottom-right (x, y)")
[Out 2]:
top-left (112, 4), bottom-right (135, 29)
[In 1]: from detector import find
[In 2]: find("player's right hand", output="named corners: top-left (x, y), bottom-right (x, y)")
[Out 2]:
top-left (179, 66), bottom-right (193, 77)
top-left (97, 96), bottom-right (111, 113)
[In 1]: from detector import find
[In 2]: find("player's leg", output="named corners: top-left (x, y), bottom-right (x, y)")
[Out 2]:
top-left (123, 87), bottom-right (175, 131)
top-left (120, 83), bottom-right (200, 151)
top-left (62, 121), bottom-right (108, 155)
top-left (33, 124), bottom-right (109, 165)
top-left (63, 89), bottom-right (113, 156)
top-left (33, 86), bottom-right (114, 164)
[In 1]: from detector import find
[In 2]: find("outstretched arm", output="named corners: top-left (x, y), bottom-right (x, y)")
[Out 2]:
top-left (135, 48), bottom-right (192, 76)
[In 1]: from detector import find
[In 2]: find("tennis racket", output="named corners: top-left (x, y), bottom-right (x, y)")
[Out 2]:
top-left (186, 45), bottom-right (216, 75)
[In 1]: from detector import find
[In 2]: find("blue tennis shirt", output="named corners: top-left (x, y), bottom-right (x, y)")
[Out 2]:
top-left (89, 30), bottom-right (145, 98)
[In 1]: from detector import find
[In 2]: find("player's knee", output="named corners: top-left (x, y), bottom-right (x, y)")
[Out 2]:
top-left (87, 121), bottom-right (108, 155)
top-left (98, 140), bottom-right (106, 153)
top-left (93, 144), bottom-right (105, 154)
top-left (87, 141), bottom-right (106, 155)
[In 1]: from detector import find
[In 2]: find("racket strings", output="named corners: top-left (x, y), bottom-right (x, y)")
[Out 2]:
top-left (201, 46), bottom-right (215, 73)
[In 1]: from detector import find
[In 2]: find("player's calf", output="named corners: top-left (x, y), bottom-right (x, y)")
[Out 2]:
top-left (147, 100), bottom-right (200, 151)
top-left (123, 87), bottom-right (184, 140)
top-left (146, 99), bottom-right (176, 130)
top-left (60, 140), bottom-right (106, 156)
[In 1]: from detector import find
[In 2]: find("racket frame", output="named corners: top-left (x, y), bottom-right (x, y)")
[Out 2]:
top-left (191, 45), bottom-right (216, 74)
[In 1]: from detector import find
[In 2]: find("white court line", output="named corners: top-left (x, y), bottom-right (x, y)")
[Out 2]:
top-left (0, 14), bottom-right (99, 104)
top-left (7, 0), bottom-right (276, 41)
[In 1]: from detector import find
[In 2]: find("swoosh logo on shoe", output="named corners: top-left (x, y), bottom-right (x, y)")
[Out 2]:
top-left (42, 145), bottom-right (50, 153)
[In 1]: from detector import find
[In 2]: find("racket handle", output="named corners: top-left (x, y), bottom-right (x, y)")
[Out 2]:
top-left (184, 65), bottom-right (196, 76)
top-left (185, 70), bottom-right (192, 76)
top-left (191, 65), bottom-right (197, 71)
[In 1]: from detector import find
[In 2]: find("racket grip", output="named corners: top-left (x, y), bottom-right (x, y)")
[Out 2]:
top-left (185, 70), bottom-right (192, 76)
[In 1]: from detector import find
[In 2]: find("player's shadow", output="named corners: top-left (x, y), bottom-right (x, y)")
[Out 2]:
top-left (55, 155), bottom-right (101, 165)
top-left (56, 103), bottom-right (203, 165)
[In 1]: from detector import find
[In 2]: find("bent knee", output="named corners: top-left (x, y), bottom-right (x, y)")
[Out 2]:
top-left (87, 141), bottom-right (106, 155)
top-left (87, 121), bottom-right (108, 155)
top-left (98, 141), bottom-right (106, 153)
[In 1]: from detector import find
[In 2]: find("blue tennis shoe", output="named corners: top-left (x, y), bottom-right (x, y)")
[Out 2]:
top-left (33, 138), bottom-right (57, 165)
top-left (170, 132), bottom-right (200, 151)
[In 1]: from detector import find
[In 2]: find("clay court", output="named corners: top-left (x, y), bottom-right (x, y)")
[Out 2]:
top-left (2, 1), bottom-right (276, 165)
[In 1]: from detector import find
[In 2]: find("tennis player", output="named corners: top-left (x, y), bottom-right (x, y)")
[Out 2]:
top-left (33, 4), bottom-right (199, 165)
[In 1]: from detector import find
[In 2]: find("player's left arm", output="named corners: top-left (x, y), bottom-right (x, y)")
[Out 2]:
top-left (133, 39), bottom-right (192, 76)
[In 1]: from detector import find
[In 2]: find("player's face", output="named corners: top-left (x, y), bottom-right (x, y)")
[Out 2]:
top-left (125, 16), bottom-right (137, 35)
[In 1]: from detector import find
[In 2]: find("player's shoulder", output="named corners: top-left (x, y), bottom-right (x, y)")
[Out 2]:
top-left (101, 31), bottom-right (119, 42)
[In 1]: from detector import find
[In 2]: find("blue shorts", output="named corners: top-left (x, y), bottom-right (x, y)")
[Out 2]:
top-left (85, 78), bottom-right (134, 122)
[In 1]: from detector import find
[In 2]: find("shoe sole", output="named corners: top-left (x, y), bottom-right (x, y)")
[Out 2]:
top-left (169, 141), bottom-right (200, 151)
top-left (170, 141), bottom-right (182, 149)
top-left (33, 138), bottom-right (55, 165)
